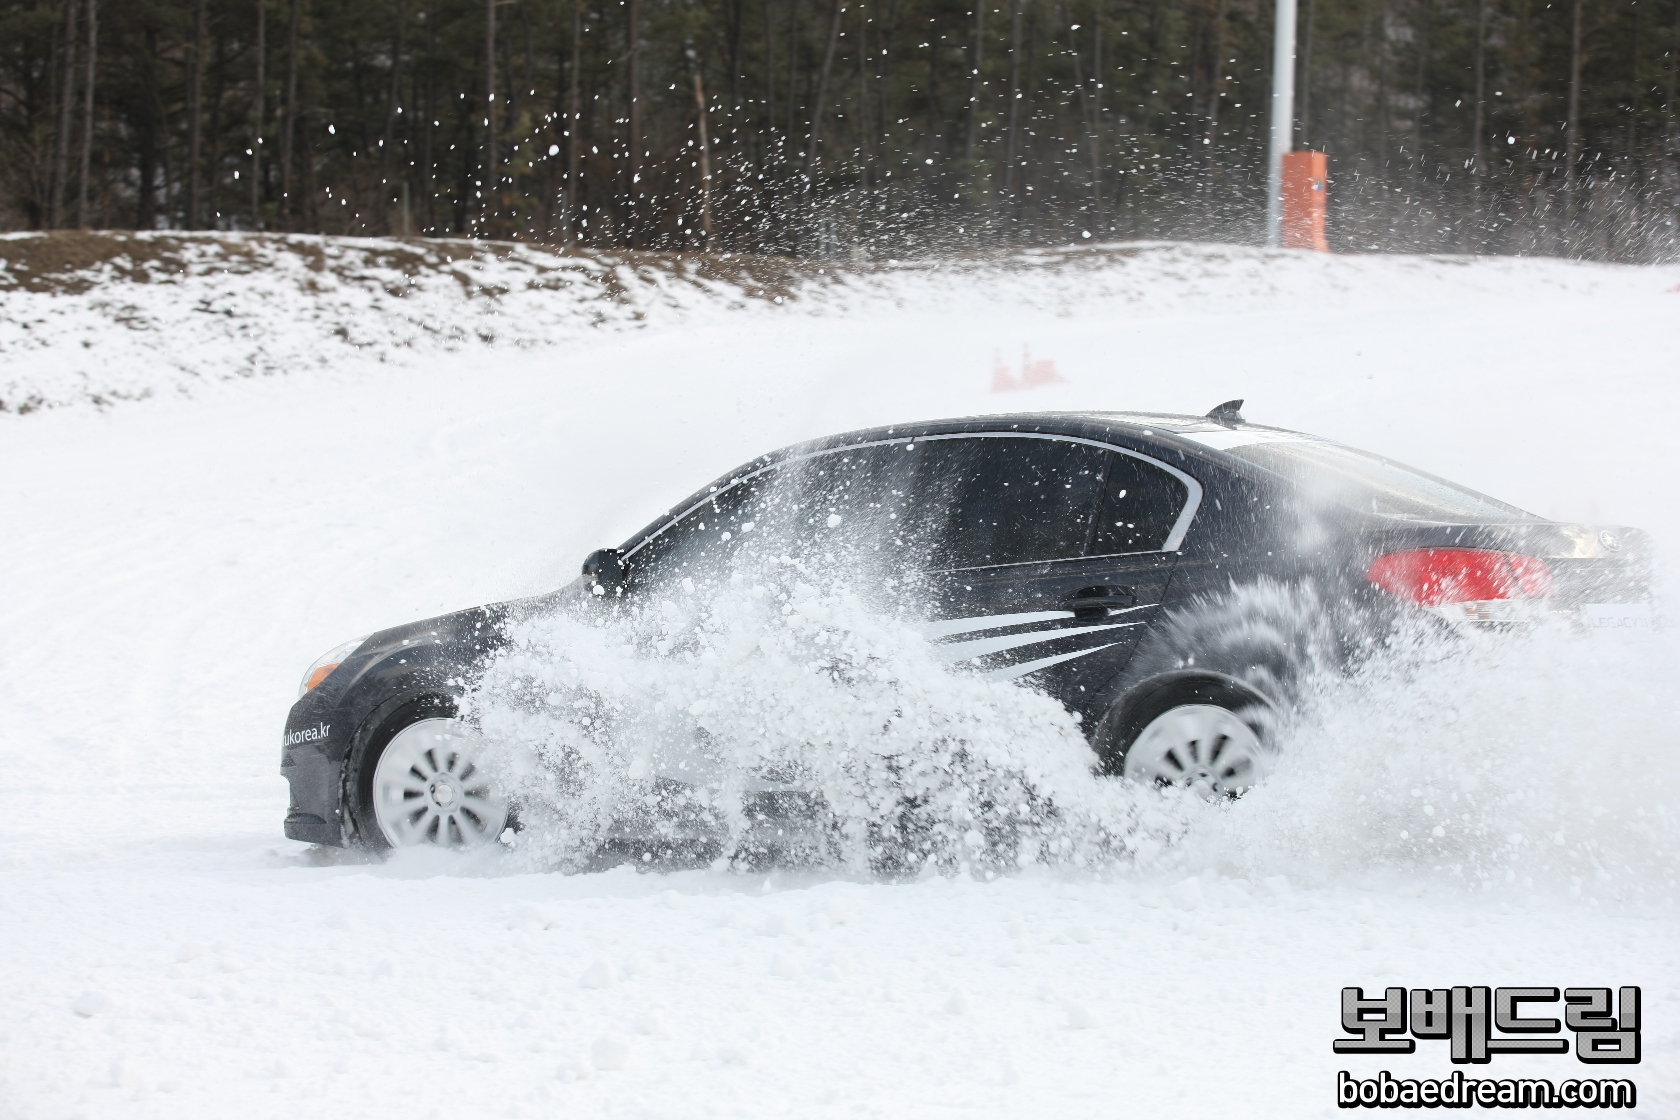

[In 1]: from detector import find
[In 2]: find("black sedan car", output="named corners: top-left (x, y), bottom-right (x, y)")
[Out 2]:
top-left (281, 404), bottom-right (1648, 850)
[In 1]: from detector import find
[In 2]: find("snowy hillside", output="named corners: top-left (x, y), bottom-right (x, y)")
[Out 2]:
top-left (1, 240), bottom-right (1676, 1118)
top-left (3, 230), bottom-right (1674, 413)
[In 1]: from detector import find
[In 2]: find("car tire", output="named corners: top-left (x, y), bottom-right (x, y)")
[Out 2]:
top-left (1100, 676), bottom-right (1273, 799)
top-left (345, 697), bottom-right (510, 850)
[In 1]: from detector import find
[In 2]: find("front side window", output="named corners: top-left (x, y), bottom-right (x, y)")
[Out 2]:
top-left (631, 434), bottom-right (1196, 586)
top-left (629, 442), bottom-right (918, 587)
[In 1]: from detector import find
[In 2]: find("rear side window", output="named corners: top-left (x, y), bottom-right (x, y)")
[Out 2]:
top-left (1090, 453), bottom-right (1190, 554)
top-left (908, 436), bottom-right (1109, 569)
top-left (1221, 438), bottom-right (1533, 523)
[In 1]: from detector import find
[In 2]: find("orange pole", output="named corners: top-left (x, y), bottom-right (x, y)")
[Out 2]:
top-left (1280, 151), bottom-right (1329, 251)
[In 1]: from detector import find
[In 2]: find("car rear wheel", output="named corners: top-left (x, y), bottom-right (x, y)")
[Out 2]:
top-left (1121, 702), bottom-right (1265, 799)
top-left (349, 705), bottom-right (509, 849)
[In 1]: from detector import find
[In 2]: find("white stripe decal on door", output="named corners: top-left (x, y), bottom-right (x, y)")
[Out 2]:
top-left (919, 602), bottom-right (1157, 641)
top-left (918, 610), bottom-right (1074, 639)
top-left (933, 620), bottom-right (1148, 664)
top-left (980, 642), bottom-right (1119, 681)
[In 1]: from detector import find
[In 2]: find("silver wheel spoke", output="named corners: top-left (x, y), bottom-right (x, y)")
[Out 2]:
top-left (372, 718), bottom-right (508, 848)
top-left (1123, 704), bottom-right (1266, 800)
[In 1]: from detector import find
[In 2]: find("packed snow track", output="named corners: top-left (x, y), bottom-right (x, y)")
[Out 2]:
top-left (1, 242), bottom-right (1676, 1118)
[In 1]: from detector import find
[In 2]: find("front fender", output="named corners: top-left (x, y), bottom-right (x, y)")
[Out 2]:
top-left (281, 613), bottom-right (498, 846)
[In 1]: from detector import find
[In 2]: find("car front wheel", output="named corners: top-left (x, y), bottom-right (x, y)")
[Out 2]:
top-left (349, 705), bottom-right (509, 849)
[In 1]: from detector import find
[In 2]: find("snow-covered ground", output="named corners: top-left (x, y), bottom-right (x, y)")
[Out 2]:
top-left (1, 241), bottom-right (1677, 1118)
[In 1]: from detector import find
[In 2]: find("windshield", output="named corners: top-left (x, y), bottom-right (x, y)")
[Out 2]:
top-left (1215, 434), bottom-right (1535, 523)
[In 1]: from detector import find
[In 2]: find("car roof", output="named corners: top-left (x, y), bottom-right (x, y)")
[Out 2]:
top-left (619, 410), bottom-right (1296, 555)
top-left (800, 410), bottom-right (1304, 453)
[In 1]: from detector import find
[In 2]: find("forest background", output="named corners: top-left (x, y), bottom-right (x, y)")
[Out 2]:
top-left (2, 0), bottom-right (1676, 259)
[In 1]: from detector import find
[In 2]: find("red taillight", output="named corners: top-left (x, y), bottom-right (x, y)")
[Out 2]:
top-left (1366, 548), bottom-right (1554, 607)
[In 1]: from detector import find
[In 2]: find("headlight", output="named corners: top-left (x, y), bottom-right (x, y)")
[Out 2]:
top-left (298, 636), bottom-right (368, 698)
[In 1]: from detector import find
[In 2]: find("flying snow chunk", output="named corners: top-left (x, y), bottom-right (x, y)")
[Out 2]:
top-left (72, 990), bottom-right (111, 1017)
top-left (826, 514), bottom-right (843, 528)
top-left (591, 1035), bottom-right (630, 1070)
top-left (578, 959), bottom-right (617, 989)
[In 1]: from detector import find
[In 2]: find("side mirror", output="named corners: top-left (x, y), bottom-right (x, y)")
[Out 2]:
top-left (581, 548), bottom-right (627, 597)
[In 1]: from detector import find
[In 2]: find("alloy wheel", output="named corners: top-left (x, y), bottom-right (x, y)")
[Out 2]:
top-left (371, 718), bottom-right (508, 847)
top-left (1122, 703), bottom-right (1264, 799)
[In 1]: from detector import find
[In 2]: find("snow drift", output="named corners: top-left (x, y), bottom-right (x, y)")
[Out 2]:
top-left (4, 229), bottom-right (1675, 414)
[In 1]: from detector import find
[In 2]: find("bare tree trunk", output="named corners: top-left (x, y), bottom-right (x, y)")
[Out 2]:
top-left (280, 0), bottom-right (299, 228)
top-left (1090, 19), bottom-right (1100, 220)
top-left (384, 0), bottom-right (405, 154)
top-left (252, 0), bottom-right (264, 228)
top-left (627, 0), bottom-right (640, 246)
top-left (1411, 0), bottom-right (1427, 151)
top-left (727, 0), bottom-right (744, 102)
top-left (51, 0), bottom-right (79, 228)
top-left (208, 24), bottom-right (228, 227)
top-left (302, 109), bottom-right (318, 232)
top-left (1625, 3), bottom-right (1639, 171)
top-left (1470, 0), bottom-right (1487, 237)
top-left (1069, 11), bottom-right (1099, 219)
top-left (787, 0), bottom-right (800, 139)
top-left (764, 0), bottom-right (775, 144)
top-left (1203, 0), bottom-right (1229, 146)
top-left (485, 0), bottom-right (497, 232)
top-left (137, 28), bottom-right (161, 229)
top-left (1666, 0), bottom-right (1679, 205)
top-left (1565, 0), bottom-right (1583, 201)
top-left (803, 0), bottom-right (845, 190)
top-left (566, 0), bottom-right (580, 245)
top-left (1375, 0), bottom-right (1390, 169)
top-left (965, 0), bottom-right (984, 168)
top-left (856, 0), bottom-right (873, 186)
top-left (186, 0), bottom-right (206, 229)
top-left (78, 0), bottom-right (97, 228)
top-left (691, 61), bottom-right (714, 241)
top-left (1299, 0), bottom-right (1315, 146)
top-left (394, 0), bottom-right (409, 233)
top-left (1005, 0), bottom-right (1024, 200)
top-left (422, 3), bottom-right (437, 231)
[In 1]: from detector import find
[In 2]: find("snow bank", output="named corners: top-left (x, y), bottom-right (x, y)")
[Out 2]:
top-left (4, 230), bottom-right (1672, 413)
top-left (0, 230), bottom-right (814, 412)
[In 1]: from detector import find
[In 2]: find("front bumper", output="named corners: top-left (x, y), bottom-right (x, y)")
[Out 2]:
top-left (280, 689), bottom-right (348, 845)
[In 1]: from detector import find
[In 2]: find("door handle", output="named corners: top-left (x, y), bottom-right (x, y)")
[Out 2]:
top-left (1060, 586), bottom-right (1138, 620)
